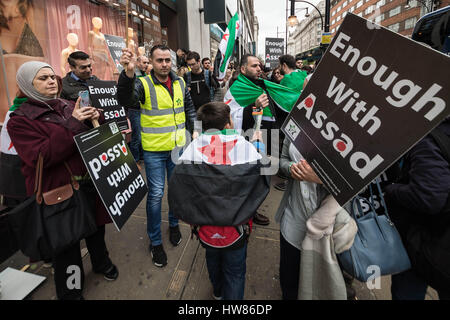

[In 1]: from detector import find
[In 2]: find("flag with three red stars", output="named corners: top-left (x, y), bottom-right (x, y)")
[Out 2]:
top-left (168, 130), bottom-right (270, 226)
top-left (1, 97), bottom-right (29, 200)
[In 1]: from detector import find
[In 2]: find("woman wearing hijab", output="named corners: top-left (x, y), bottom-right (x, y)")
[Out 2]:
top-left (7, 61), bottom-right (118, 300)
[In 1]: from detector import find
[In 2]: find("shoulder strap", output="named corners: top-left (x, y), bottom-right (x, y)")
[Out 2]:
top-left (204, 70), bottom-right (211, 89)
top-left (430, 127), bottom-right (450, 163)
top-left (186, 71), bottom-right (192, 88)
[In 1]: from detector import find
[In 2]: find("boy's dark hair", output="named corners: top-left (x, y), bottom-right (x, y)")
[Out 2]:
top-left (150, 44), bottom-right (170, 57)
top-left (197, 102), bottom-right (231, 131)
top-left (202, 57), bottom-right (211, 64)
top-left (186, 51), bottom-right (201, 62)
top-left (68, 51), bottom-right (90, 67)
top-left (279, 54), bottom-right (297, 70)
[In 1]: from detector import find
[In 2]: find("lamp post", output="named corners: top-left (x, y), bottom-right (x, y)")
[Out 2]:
top-left (287, 0), bottom-right (328, 31)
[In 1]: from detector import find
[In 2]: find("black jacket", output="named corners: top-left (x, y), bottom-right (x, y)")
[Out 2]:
top-left (384, 118), bottom-right (450, 236)
top-left (60, 72), bottom-right (100, 102)
top-left (117, 70), bottom-right (196, 133)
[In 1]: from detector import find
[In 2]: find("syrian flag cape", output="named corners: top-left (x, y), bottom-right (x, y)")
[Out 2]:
top-left (0, 102), bottom-right (27, 199)
top-left (213, 13), bottom-right (241, 81)
top-left (168, 130), bottom-right (270, 226)
top-left (224, 74), bottom-right (303, 131)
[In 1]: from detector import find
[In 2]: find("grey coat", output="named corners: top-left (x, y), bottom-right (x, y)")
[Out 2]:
top-left (275, 138), bottom-right (330, 246)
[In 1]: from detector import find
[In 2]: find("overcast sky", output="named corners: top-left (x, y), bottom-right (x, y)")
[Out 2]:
top-left (254, 0), bottom-right (321, 57)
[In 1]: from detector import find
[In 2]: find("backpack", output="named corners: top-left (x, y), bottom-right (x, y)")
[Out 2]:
top-left (185, 70), bottom-right (215, 102)
top-left (404, 127), bottom-right (450, 292)
top-left (191, 221), bottom-right (252, 250)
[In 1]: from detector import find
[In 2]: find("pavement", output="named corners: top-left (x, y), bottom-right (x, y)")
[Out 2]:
top-left (0, 171), bottom-right (439, 300)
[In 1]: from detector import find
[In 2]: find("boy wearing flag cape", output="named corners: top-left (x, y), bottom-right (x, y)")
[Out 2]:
top-left (168, 102), bottom-right (270, 299)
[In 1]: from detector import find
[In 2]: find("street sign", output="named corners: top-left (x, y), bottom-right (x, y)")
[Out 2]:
top-left (282, 13), bottom-right (450, 206)
top-left (321, 32), bottom-right (332, 45)
top-left (104, 34), bottom-right (126, 74)
top-left (86, 80), bottom-right (129, 131)
top-left (74, 122), bottom-right (148, 231)
top-left (265, 38), bottom-right (284, 69)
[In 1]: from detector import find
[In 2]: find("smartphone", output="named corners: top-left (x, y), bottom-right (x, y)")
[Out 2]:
top-left (78, 90), bottom-right (90, 108)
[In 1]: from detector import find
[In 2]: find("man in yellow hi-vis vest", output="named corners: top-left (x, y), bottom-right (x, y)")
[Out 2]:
top-left (118, 45), bottom-right (196, 268)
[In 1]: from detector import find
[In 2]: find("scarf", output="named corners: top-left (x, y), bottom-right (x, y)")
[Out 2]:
top-left (16, 61), bottom-right (57, 104)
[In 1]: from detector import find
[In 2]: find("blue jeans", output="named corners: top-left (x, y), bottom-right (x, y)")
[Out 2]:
top-left (143, 150), bottom-right (178, 246)
top-left (128, 109), bottom-right (143, 162)
top-left (391, 269), bottom-right (450, 300)
top-left (205, 241), bottom-right (247, 300)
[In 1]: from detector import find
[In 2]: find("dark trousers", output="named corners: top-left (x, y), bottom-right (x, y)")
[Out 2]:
top-left (128, 108), bottom-right (143, 162)
top-left (53, 225), bottom-right (112, 300)
top-left (242, 105), bottom-right (288, 157)
top-left (205, 241), bottom-right (248, 300)
top-left (391, 269), bottom-right (450, 300)
top-left (279, 232), bottom-right (301, 300)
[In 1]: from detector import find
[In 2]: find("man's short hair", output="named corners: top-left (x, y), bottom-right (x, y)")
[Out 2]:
top-left (239, 54), bottom-right (258, 69)
top-left (186, 51), bottom-right (201, 62)
top-left (295, 56), bottom-right (303, 62)
top-left (202, 57), bottom-right (211, 64)
top-left (150, 44), bottom-right (170, 57)
top-left (279, 55), bottom-right (297, 70)
top-left (68, 51), bottom-right (90, 67)
top-left (137, 56), bottom-right (148, 62)
top-left (197, 102), bottom-right (231, 131)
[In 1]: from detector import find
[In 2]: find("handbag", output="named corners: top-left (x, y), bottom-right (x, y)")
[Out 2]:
top-left (338, 178), bottom-right (411, 282)
top-left (7, 154), bottom-right (97, 261)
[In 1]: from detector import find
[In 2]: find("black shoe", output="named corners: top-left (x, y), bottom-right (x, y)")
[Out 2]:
top-left (169, 225), bottom-right (182, 246)
top-left (150, 244), bottom-right (167, 267)
top-left (253, 212), bottom-right (270, 226)
top-left (274, 181), bottom-right (287, 191)
top-left (96, 264), bottom-right (119, 281)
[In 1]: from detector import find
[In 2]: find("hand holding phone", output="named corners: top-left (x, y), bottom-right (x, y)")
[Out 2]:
top-left (78, 90), bottom-right (90, 108)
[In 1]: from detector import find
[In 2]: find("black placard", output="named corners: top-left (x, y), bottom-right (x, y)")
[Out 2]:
top-left (87, 80), bottom-right (129, 131)
top-left (104, 34), bottom-right (126, 74)
top-left (265, 38), bottom-right (284, 69)
top-left (74, 122), bottom-right (148, 231)
top-left (282, 13), bottom-right (450, 206)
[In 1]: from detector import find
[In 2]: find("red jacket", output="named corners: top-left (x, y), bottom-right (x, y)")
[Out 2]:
top-left (7, 98), bottom-right (111, 225)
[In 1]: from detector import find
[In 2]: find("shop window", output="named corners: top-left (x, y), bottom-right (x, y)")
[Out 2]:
top-left (0, 0), bottom-right (166, 125)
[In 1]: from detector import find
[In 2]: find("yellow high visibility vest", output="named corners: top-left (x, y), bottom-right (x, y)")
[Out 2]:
top-left (139, 75), bottom-right (187, 151)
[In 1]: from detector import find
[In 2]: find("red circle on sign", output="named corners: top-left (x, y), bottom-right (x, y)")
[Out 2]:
top-left (337, 141), bottom-right (346, 152)
top-left (305, 97), bottom-right (314, 108)
top-left (115, 112), bottom-right (119, 117)
top-left (122, 147), bottom-right (127, 153)
top-left (102, 154), bottom-right (107, 161)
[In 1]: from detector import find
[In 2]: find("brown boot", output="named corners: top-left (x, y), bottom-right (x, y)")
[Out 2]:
top-left (253, 212), bottom-right (270, 226)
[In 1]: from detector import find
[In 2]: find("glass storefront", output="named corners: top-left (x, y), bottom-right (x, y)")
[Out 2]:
top-left (0, 0), bottom-right (164, 124)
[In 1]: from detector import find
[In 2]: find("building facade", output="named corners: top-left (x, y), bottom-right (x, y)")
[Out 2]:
top-left (330, 0), bottom-right (450, 37)
top-left (287, 0), bottom-right (325, 57)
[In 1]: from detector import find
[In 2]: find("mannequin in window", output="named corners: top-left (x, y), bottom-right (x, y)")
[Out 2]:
top-left (60, 33), bottom-right (79, 76)
top-left (127, 27), bottom-right (136, 53)
top-left (138, 46), bottom-right (145, 57)
top-left (88, 17), bottom-right (109, 80)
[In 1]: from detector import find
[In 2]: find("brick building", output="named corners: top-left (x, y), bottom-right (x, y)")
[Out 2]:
top-left (330, 0), bottom-right (450, 37)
